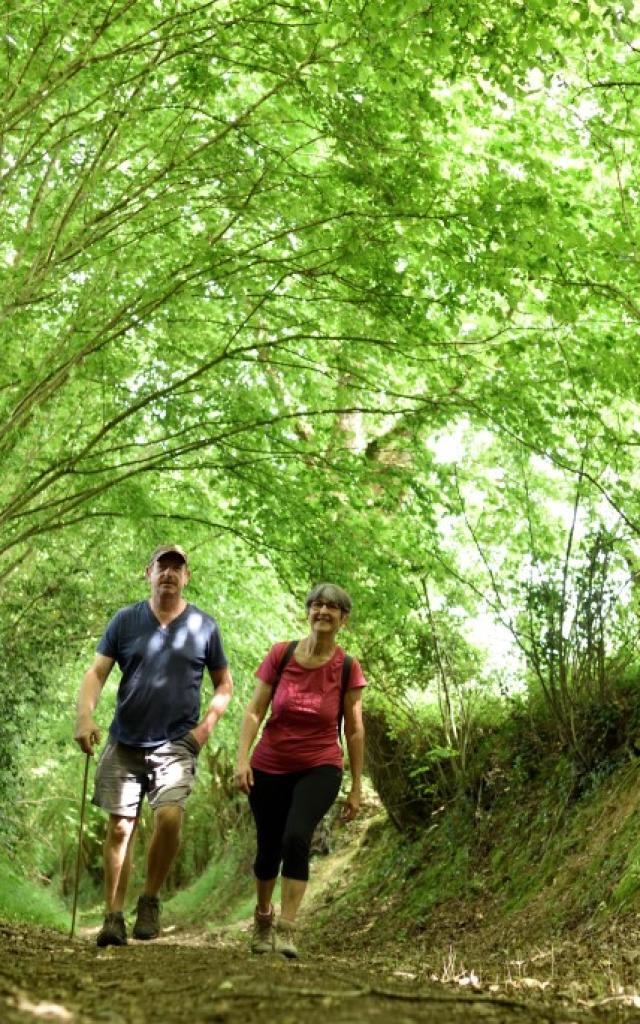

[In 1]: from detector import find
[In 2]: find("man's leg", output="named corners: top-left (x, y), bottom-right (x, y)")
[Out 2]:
top-left (92, 739), bottom-right (146, 948)
top-left (131, 804), bottom-right (183, 941)
top-left (134, 737), bottom-right (197, 941)
top-left (144, 803), bottom-right (184, 896)
top-left (96, 814), bottom-right (138, 947)
top-left (104, 814), bottom-right (138, 911)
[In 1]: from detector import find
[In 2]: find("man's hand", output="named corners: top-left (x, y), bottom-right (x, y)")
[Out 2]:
top-left (341, 788), bottom-right (361, 822)
top-left (195, 667), bottom-right (233, 751)
top-left (74, 719), bottom-right (101, 755)
top-left (188, 725), bottom-right (207, 751)
top-left (74, 655), bottom-right (113, 755)
top-left (235, 760), bottom-right (254, 794)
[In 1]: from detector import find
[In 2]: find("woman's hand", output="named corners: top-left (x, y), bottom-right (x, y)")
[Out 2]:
top-left (235, 760), bottom-right (254, 794)
top-left (341, 787), bottom-right (361, 822)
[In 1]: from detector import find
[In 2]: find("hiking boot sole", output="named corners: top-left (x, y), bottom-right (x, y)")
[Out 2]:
top-left (96, 930), bottom-right (127, 947)
top-left (278, 948), bottom-right (299, 959)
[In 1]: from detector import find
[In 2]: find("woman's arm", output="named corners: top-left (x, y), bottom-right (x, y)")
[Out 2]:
top-left (342, 688), bottom-right (365, 821)
top-left (234, 680), bottom-right (273, 793)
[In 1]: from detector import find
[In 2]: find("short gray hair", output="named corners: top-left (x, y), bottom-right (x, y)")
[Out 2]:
top-left (305, 582), bottom-right (352, 615)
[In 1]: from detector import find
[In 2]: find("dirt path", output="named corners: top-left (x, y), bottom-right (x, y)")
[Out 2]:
top-left (1, 921), bottom-right (636, 1024)
top-left (4, 813), bottom-right (640, 1023)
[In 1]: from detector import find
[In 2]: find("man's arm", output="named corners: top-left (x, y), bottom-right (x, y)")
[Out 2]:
top-left (342, 688), bottom-right (365, 821)
top-left (74, 654), bottom-right (115, 754)
top-left (189, 666), bottom-right (233, 750)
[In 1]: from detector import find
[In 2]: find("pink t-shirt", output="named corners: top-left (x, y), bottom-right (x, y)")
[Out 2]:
top-left (251, 642), bottom-right (367, 773)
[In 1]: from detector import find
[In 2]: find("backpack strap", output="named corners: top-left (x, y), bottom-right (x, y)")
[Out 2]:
top-left (338, 654), bottom-right (353, 741)
top-left (271, 640), bottom-right (298, 693)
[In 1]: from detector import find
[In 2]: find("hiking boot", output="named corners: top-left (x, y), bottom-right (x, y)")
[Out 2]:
top-left (96, 912), bottom-right (127, 947)
top-left (274, 918), bottom-right (299, 959)
top-left (132, 894), bottom-right (161, 940)
top-left (251, 906), bottom-right (275, 954)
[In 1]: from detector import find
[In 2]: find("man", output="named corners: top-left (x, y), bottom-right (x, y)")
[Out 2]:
top-left (74, 545), bottom-right (233, 947)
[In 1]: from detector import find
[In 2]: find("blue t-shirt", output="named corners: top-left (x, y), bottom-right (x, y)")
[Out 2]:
top-left (97, 601), bottom-right (228, 747)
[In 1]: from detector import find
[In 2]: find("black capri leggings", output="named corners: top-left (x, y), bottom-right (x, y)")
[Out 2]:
top-left (249, 765), bottom-right (342, 882)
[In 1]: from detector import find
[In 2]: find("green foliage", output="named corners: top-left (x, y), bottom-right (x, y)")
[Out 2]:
top-left (316, 748), bottom-right (640, 954)
top-left (0, 852), bottom-right (68, 931)
top-left (164, 821), bottom-right (257, 928)
top-left (4, 0), bottom-right (640, 918)
top-left (516, 527), bottom-right (640, 768)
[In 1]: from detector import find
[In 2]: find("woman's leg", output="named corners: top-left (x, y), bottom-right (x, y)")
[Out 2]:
top-left (248, 770), bottom-right (298, 953)
top-left (280, 765), bottom-right (342, 923)
top-left (255, 878), bottom-right (277, 915)
top-left (249, 770), bottom-right (296, 907)
top-left (280, 877), bottom-right (307, 924)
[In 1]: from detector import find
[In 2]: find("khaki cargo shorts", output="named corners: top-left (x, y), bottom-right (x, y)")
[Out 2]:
top-left (93, 734), bottom-right (200, 818)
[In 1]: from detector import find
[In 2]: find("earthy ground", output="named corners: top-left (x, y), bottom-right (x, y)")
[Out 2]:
top-left (3, 918), bottom-right (640, 1024)
top-left (7, 803), bottom-right (640, 1023)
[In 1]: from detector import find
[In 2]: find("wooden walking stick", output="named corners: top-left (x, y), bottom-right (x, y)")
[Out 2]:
top-left (70, 752), bottom-right (91, 939)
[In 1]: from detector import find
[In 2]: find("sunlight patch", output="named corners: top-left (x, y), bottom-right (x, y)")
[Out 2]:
top-left (17, 994), bottom-right (73, 1021)
top-left (147, 633), bottom-right (164, 655)
top-left (186, 612), bottom-right (204, 634)
top-left (172, 626), bottom-right (188, 649)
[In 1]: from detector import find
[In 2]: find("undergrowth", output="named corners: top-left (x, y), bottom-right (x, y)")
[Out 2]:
top-left (0, 852), bottom-right (68, 931)
top-left (165, 822), bottom-right (256, 928)
top-left (311, 742), bottom-right (640, 957)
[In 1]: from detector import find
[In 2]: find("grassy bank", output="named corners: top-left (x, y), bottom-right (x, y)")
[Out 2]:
top-left (304, 753), bottom-right (640, 992)
top-left (0, 852), bottom-right (69, 931)
top-left (164, 822), bottom-right (257, 929)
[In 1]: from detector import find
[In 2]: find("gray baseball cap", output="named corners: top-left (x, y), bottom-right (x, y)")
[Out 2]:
top-left (147, 544), bottom-right (189, 567)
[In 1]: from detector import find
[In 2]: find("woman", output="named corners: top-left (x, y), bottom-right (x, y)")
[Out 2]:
top-left (235, 582), bottom-right (366, 959)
